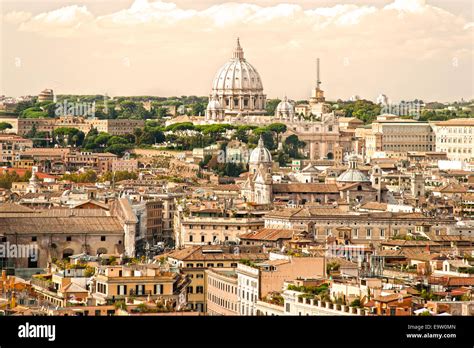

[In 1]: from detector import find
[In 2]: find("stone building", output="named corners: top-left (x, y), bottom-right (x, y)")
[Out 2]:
top-left (0, 203), bottom-right (131, 270)
top-left (264, 207), bottom-right (456, 244)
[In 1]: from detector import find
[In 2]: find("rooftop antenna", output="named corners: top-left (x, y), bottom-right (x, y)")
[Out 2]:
top-left (316, 58), bottom-right (321, 90)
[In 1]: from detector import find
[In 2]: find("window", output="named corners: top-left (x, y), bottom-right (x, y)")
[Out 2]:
top-left (380, 229), bottom-right (385, 238)
top-left (197, 263), bottom-right (204, 267)
top-left (196, 286), bottom-right (204, 294)
top-left (66, 236), bottom-right (72, 242)
top-left (207, 263), bottom-right (214, 267)
top-left (196, 274), bottom-right (204, 279)
top-left (366, 229), bottom-right (372, 238)
top-left (135, 284), bottom-right (144, 295)
top-left (154, 284), bottom-right (163, 295)
top-left (31, 236), bottom-right (37, 242)
top-left (217, 263), bottom-right (224, 268)
top-left (117, 285), bottom-right (127, 295)
top-left (187, 286), bottom-right (193, 294)
top-left (189, 235), bottom-right (193, 242)
top-left (101, 236), bottom-right (106, 242)
top-left (201, 236), bottom-right (205, 243)
top-left (231, 263), bottom-right (237, 267)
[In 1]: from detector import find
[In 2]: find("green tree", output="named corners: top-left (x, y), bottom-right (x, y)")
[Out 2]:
top-left (53, 127), bottom-right (85, 147)
top-left (265, 99), bottom-right (281, 116)
top-left (191, 102), bottom-right (206, 116)
top-left (266, 123), bottom-right (287, 144)
top-left (0, 122), bottom-right (13, 132)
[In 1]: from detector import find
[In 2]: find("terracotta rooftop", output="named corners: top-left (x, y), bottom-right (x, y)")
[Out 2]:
top-left (374, 293), bottom-right (412, 303)
top-left (272, 183), bottom-right (339, 193)
top-left (166, 246), bottom-right (268, 262)
top-left (239, 228), bottom-right (295, 241)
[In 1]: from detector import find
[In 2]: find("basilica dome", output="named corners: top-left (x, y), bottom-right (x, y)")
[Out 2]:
top-left (212, 50), bottom-right (263, 92)
top-left (207, 38), bottom-right (267, 118)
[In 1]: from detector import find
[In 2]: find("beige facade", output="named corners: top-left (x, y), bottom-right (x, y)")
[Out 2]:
top-left (0, 116), bottom-right (144, 136)
top-left (205, 268), bottom-right (238, 315)
top-left (264, 208), bottom-right (455, 244)
top-left (0, 134), bottom-right (33, 164)
top-left (433, 118), bottom-right (474, 162)
top-left (65, 151), bottom-right (117, 173)
top-left (167, 246), bottom-right (266, 312)
top-left (174, 208), bottom-right (264, 248)
top-left (362, 118), bottom-right (435, 159)
top-left (92, 265), bottom-right (189, 310)
top-left (236, 256), bottom-right (326, 316)
top-left (112, 159), bottom-right (138, 173)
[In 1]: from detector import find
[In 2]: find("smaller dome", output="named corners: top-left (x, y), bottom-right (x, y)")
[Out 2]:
top-left (249, 136), bottom-right (272, 164)
top-left (207, 95), bottom-right (222, 111)
top-left (337, 155), bottom-right (370, 183)
top-left (276, 97), bottom-right (294, 112)
top-left (275, 96), bottom-right (295, 118)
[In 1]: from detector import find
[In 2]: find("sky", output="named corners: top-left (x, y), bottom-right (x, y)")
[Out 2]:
top-left (1, 0), bottom-right (473, 102)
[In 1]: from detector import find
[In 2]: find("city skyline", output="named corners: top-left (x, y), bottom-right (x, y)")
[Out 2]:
top-left (1, 0), bottom-right (473, 102)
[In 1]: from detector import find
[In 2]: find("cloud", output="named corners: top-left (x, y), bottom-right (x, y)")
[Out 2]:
top-left (2, 11), bottom-right (32, 25)
top-left (18, 5), bottom-right (94, 35)
top-left (2, 0), bottom-right (472, 101)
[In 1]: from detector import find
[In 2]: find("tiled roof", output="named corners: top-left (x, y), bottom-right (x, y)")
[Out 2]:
top-left (0, 216), bottom-right (123, 234)
top-left (272, 183), bottom-right (339, 193)
top-left (0, 202), bottom-right (34, 213)
top-left (166, 246), bottom-right (268, 262)
top-left (239, 228), bottom-right (295, 241)
top-left (374, 293), bottom-right (412, 303)
top-left (360, 202), bottom-right (388, 211)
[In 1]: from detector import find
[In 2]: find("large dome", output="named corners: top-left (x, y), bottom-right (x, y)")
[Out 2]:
top-left (212, 38), bottom-right (263, 92)
top-left (249, 136), bottom-right (272, 164)
top-left (206, 38), bottom-right (267, 118)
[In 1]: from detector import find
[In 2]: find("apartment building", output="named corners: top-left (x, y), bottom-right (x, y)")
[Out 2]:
top-left (112, 159), bottom-right (138, 173)
top-left (65, 151), bottom-right (117, 173)
top-left (362, 118), bottom-right (435, 159)
top-left (91, 264), bottom-right (190, 310)
top-left (236, 255), bottom-right (326, 316)
top-left (0, 116), bottom-right (144, 136)
top-left (205, 268), bottom-right (239, 315)
top-left (433, 118), bottom-right (474, 162)
top-left (174, 206), bottom-right (266, 248)
top-left (264, 208), bottom-right (456, 243)
top-left (0, 134), bottom-right (33, 165)
top-left (166, 245), bottom-right (267, 312)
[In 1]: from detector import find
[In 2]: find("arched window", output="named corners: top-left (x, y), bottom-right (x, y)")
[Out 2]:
top-left (97, 248), bottom-right (108, 255)
top-left (62, 248), bottom-right (74, 259)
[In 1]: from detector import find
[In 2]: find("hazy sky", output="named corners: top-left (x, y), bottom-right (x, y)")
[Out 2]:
top-left (1, 0), bottom-right (473, 102)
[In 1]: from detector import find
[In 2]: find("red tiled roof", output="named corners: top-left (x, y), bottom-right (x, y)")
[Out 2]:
top-left (1, 168), bottom-right (56, 180)
top-left (239, 228), bottom-right (295, 241)
top-left (272, 183), bottom-right (339, 193)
